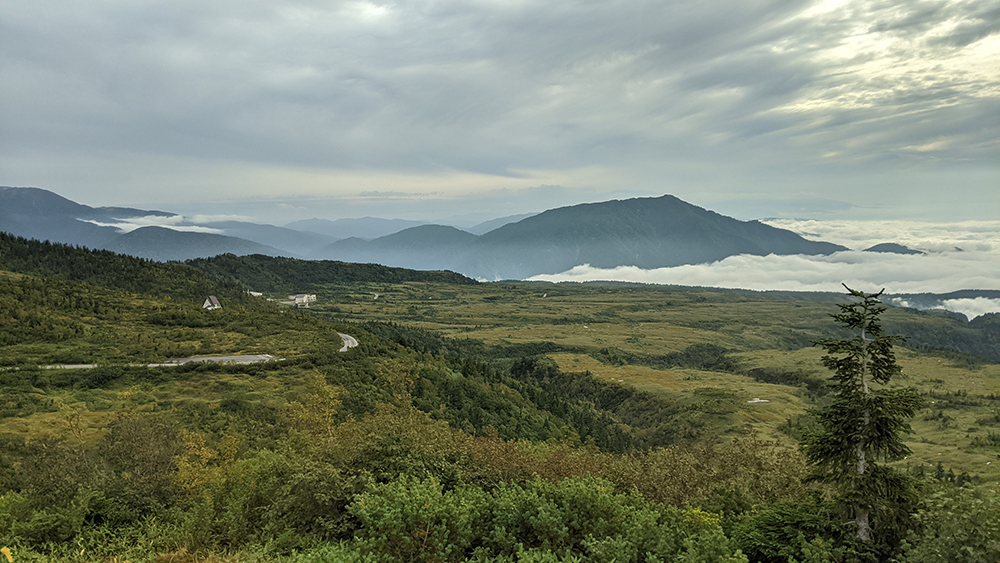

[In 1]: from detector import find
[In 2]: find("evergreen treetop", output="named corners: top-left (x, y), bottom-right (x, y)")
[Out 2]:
top-left (803, 285), bottom-right (922, 549)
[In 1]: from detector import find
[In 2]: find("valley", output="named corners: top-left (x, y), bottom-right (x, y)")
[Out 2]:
top-left (1, 233), bottom-right (998, 562)
top-left (304, 279), bottom-right (1000, 481)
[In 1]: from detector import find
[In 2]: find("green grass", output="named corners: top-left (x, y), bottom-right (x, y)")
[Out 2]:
top-left (301, 280), bottom-right (1000, 483)
top-left (4, 272), bottom-right (999, 482)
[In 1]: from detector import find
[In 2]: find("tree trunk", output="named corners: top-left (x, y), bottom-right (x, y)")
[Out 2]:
top-left (856, 506), bottom-right (871, 542)
top-left (856, 327), bottom-right (871, 541)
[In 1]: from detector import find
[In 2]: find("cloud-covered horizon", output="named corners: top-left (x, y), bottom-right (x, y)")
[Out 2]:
top-left (1, 0), bottom-right (997, 218)
top-left (528, 249), bottom-right (1000, 317)
top-left (763, 218), bottom-right (1000, 252)
top-left (529, 217), bottom-right (1000, 316)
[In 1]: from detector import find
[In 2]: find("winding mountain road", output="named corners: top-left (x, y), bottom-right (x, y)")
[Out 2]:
top-left (338, 332), bottom-right (359, 352)
top-left (19, 335), bottom-right (359, 372)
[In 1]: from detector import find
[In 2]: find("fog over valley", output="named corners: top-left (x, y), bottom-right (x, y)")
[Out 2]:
top-left (531, 219), bottom-right (1000, 318)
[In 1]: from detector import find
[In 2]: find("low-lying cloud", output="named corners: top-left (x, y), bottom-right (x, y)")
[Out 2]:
top-left (763, 219), bottom-right (1000, 252)
top-left (939, 298), bottom-right (1000, 320)
top-left (81, 216), bottom-right (224, 234)
top-left (529, 249), bottom-right (1000, 317)
top-left (890, 296), bottom-right (1000, 320)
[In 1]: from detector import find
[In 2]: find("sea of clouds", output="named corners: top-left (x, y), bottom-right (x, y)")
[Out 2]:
top-left (80, 214), bottom-right (254, 234)
top-left (529, 220), bottom-right (1000, 319)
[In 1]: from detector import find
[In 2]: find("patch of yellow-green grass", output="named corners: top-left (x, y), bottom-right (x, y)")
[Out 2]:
top-left (548, 352), bottom-right (812, 444)
top-left (895, 349), bottom-right (1000, 395)
top-left (313, 280), bottom-right (1000, 481)
top-left (0, 395), bottom-right (118, 443)
top-left (550, 345), bottom-right (1000, 482)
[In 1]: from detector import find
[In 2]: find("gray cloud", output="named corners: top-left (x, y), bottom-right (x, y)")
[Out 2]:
top-left (0, 0), bottom-right (996, 215)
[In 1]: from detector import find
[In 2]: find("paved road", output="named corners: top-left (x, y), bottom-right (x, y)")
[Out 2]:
top-left (338, 332), bottom-right (359, 352)
top-left (31, 355), bottom-right (279, 370)
top-left (151, 354), bottom-right (278, 367)
top-left (25, 342), bottom-right (353, 371)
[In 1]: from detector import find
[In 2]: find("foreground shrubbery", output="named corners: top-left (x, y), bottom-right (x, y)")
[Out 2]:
top-left (0, 399), bottom-right (799, 562)
top-left (2, 239), bottom-right (999, 562)
top-left (3, 399), bottom-right (996, 562)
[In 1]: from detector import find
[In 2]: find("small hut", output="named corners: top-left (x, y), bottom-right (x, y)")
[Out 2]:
top-left (203, 296), bottom-right (222, 310)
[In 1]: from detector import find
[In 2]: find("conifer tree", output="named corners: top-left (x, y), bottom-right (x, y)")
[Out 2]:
top-left (803, 285), bottom-right (922, 545)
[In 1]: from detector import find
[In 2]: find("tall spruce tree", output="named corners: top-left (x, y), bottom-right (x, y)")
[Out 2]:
top-left (804, 285), bottom-right (922, 545)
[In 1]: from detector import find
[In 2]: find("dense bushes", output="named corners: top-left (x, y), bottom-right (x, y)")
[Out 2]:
top-left (347, 476), bottom-right (747, 563)
top-left (591, 343), bottom-right (740, 373)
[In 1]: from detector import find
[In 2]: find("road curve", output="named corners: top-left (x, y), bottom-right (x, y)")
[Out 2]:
top-left (338, 332), bottom-right (359, 352)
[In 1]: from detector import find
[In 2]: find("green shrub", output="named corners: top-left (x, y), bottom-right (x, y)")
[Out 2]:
top-left (731, 498), bottom-right (839, 563)
top-left (349, 476), bottom-right (486, 563)
top-left (349, 475), bottom-right (747, 563)
top-left (898, 484), bottom-right (1000, 563)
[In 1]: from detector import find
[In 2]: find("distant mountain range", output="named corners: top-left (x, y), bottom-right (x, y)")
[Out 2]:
top-left (284, 217), bottom-right (429, 240)
top-left (315, 195), bottom-right (847, 279)
top-left (1, 186), bottom-right (848, 278)
top-left (0, 187), bottom-right (322, 260)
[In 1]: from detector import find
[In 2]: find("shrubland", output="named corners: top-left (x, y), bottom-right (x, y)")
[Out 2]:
top-left (1, 236), bottom-right (998, 562)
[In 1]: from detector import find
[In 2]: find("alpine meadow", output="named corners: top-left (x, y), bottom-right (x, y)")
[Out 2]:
top-left (1, 233), bottom-right (998, 562)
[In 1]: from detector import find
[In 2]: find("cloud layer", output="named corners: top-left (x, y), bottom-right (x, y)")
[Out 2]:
top-left (529, 249), bottom-right (999, 296)
top-left (763, 218), bottom-right (1000, 251)
top-left (2, 0), bottom-right (997, 217)
top-left (529, 218), bottom-right (1000, 316)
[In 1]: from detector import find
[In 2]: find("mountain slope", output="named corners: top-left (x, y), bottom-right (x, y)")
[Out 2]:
top-left (320, 225), bottom-right (480, 271)
top-left (185, 253), bottom-right (477, 293)
top-left (104, 226), bottom-right (289, 261)
top-left (287, 217), bottom-right (428, 240)
top-left (465, 213), bottom-right (538, 235)
top-left (864, 242), bottom-right (924, 255)
top-left (0, 186), bottom-right (156, 249)
top-left (0, 187), bottom-right (313, 260)
top-left (314, 195), bottom-right (847, 279)
top-left (197, 221), bottom-right (336, 255)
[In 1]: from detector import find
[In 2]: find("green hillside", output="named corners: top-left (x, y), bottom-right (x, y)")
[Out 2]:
top-left (186, 252), bottom-right (478, 293)
top-left (1, 237), bottom-right (998, 563)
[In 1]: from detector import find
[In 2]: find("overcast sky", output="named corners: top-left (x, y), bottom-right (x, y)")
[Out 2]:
top-left (2, 0), bottom-right (998, 223)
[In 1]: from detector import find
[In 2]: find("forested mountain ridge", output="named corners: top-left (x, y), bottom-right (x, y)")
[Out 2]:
top-left (0, 231), bottom-right (247, 304)
top-left (185, 253), bottom-right (478, 294)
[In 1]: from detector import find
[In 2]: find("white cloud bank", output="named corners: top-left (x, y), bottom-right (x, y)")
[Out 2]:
top-left (889, 296), bottom-right (1000, 320)
top-left (939, 298), bottom-right (1000, 320)
top-left (763, 219), bottom-right (1000, 252)
top-left (80, 216), bottom-right (224, 234)
top-left (529, 250), bottom-right (999, 295)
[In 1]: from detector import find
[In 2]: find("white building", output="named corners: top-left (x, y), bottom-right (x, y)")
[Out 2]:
top-left (288, 293), bottom-right (317, 308)
top-left (202, 296), bottom-right (222, 310)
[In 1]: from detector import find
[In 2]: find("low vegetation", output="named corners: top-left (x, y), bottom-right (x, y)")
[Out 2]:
top-left (1, 237), bottom-right (998, 562)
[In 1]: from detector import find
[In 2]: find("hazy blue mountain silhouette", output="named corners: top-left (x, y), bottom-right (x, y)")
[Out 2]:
top-left (863, 242), bottom-right (924, 255)
top-left (1, 187), bottom-right (322, 259)
top-left (104, 227), bottom-right (287, 261)
top-left (316, 195), bottom-right (847, 279)
top-left (286, 217), bottom-right (427, 240)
